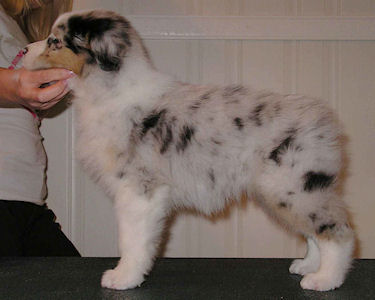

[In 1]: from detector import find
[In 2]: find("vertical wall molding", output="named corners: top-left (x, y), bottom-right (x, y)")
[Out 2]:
top-left (65, 109), bottom-right (73, 238)
top-left (71, 108), bottom-right (85, 253)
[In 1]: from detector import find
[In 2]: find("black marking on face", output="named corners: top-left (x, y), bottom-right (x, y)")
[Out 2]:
top-left (176, 125), bottom-right (195, 153)
top-left (309, 213), bottom-right (317, 223)
top-left (233, 117), bottom-right (244, 130)
top-left (68, 15), bottom-right (128, 44)
top-left (65, 12), bottom-right (131, 71)
top-left (141, 109), bottom-right (166, 137)
top-left (160, 125), bottom-right (173, 154)
top-left (66, 15), bottom-right (113, 50)
top-left (303, 171), bottom-right (335, 192)
top-left (287, 191), bottom-right (295, 195)
top-left (269, 135), bottom-right (294, 165)
top-left (47, 37), bottom-right (62, 49)
top-left (318, 223), bottom-right (336, 234)
top-left (249, 103), bottom-right (266, 126)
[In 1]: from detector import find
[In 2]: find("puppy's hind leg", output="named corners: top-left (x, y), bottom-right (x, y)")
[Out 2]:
top-left (101, 184), bottom-right (170, 290)
top-left (289, 237), bottom-right (320, 276)
top-left (300, 214), bottom-right (354, 291)
top-left (256, 165), bottom-right (354, 291)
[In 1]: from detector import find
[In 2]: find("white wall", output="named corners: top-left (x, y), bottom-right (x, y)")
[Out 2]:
top-left (41, 0), bottom-right (375, 258)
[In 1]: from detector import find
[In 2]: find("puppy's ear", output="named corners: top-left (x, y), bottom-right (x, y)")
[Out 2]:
top-left (66, 11), bottom-right (132, 72)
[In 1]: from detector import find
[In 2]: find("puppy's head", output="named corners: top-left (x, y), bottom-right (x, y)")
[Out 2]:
top-left (23, 10), bottom-right (133, 75)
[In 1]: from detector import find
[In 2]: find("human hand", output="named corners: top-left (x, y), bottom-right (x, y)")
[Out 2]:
top-left (11, 68), bottom-right (75, 110)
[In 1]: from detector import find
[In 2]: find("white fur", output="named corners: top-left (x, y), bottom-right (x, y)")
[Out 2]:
top-left (101, 184), bottom-right (170, 289)
top-left (23, 10), bottom-right (355, 291)
top-left (301, 237), bottom-right (354, 291)
top-left (290, 237), bottom-right (320, 276)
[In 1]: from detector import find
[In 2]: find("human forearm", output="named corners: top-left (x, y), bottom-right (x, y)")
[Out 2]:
top-left (0, 68), bottom-right (21, 107)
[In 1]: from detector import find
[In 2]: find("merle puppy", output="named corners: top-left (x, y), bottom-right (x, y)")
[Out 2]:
top-left (23, 10), bottom-right (355, 291)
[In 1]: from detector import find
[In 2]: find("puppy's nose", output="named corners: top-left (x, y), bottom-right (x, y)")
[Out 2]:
top-left (23, 47), bottom-right (28, 54)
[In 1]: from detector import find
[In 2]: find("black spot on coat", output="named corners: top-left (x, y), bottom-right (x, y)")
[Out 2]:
top-left (278, 201), bottom-right (291, 209)
top-left (318, 223), bottom-right (336, 234)
top-left (160, 125), bottom-right (173, 154)
top-left (141, 110), bottom-right (166, 137)
top-left (249, 103), bottom-right (266, 126)
top-left (269, 135), bottom-right (294, 165)
top-left (303, 171), bottom-right (335, 192)
top-left (233, 117), bottom-right (244, 130)
top-left (117, 171), bottom-right (125, 179)
top-left (274, 102), bottom-right (282, 116)
top-left (208, 169), bottom-right (215, 186)
top-left (223, 85), bottom-right (245, 97)
top-left (190, 102), bottom-right (201, 110)
top-left (176, 126), bottom-right (195, 152)
top-left (309, 213), bottom-right (317, 223)
top-left (200, 91), bottom-right (212, 100)
top-left (190, 90), bottom-right (214, 110)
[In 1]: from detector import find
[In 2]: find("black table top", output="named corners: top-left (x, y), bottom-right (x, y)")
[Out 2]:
top-left (0, 257), bottom-right (374, 299)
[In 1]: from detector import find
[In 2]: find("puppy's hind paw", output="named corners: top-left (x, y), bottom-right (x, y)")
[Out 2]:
top-left (101, 268), bottom-right (144, 290)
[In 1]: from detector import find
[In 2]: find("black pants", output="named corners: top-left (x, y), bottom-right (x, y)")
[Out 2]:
top-left (0, 200), bottom-right (80, 256)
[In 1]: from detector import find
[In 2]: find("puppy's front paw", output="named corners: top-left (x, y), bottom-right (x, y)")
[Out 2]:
top-left (300, 273), bottom-right (344, 291)
top-left (101, 267), bottom-right (144, 290)
top-left (289, 258), bottom-right (319, 276)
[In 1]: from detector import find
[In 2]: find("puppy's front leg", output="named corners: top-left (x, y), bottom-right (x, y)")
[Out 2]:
top-left (101, 184), bottom-right (170, 290)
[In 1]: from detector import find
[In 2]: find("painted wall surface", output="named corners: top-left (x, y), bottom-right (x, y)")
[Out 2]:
top-left (41, 0), bottom-right (375, 258)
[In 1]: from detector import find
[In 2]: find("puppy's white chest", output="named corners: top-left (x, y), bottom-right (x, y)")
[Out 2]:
top-left (75, 103), bottom-right (124, 176)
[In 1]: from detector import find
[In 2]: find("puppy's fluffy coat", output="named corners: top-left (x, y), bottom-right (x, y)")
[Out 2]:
top-left (23, 10), bottom-right (355, 291)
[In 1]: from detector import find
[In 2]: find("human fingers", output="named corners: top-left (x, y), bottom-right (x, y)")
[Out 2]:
top-left (16, 68), bottom-right (72, 101)
top-left (21, 79), bottom-right (68, 110)
top-left (38, 85), bottom-right (71, 110)
top-left (33, 79), bottom-right (69, 104)
top-left (32, 68), bottom-right (75, 85)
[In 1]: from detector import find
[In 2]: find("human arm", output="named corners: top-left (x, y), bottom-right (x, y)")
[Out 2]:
top-left (0, 67), bottom-right (75, 110)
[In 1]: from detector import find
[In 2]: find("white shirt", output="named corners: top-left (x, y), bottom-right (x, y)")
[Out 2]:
top-left (0, 5), bottom-right (47, 204)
